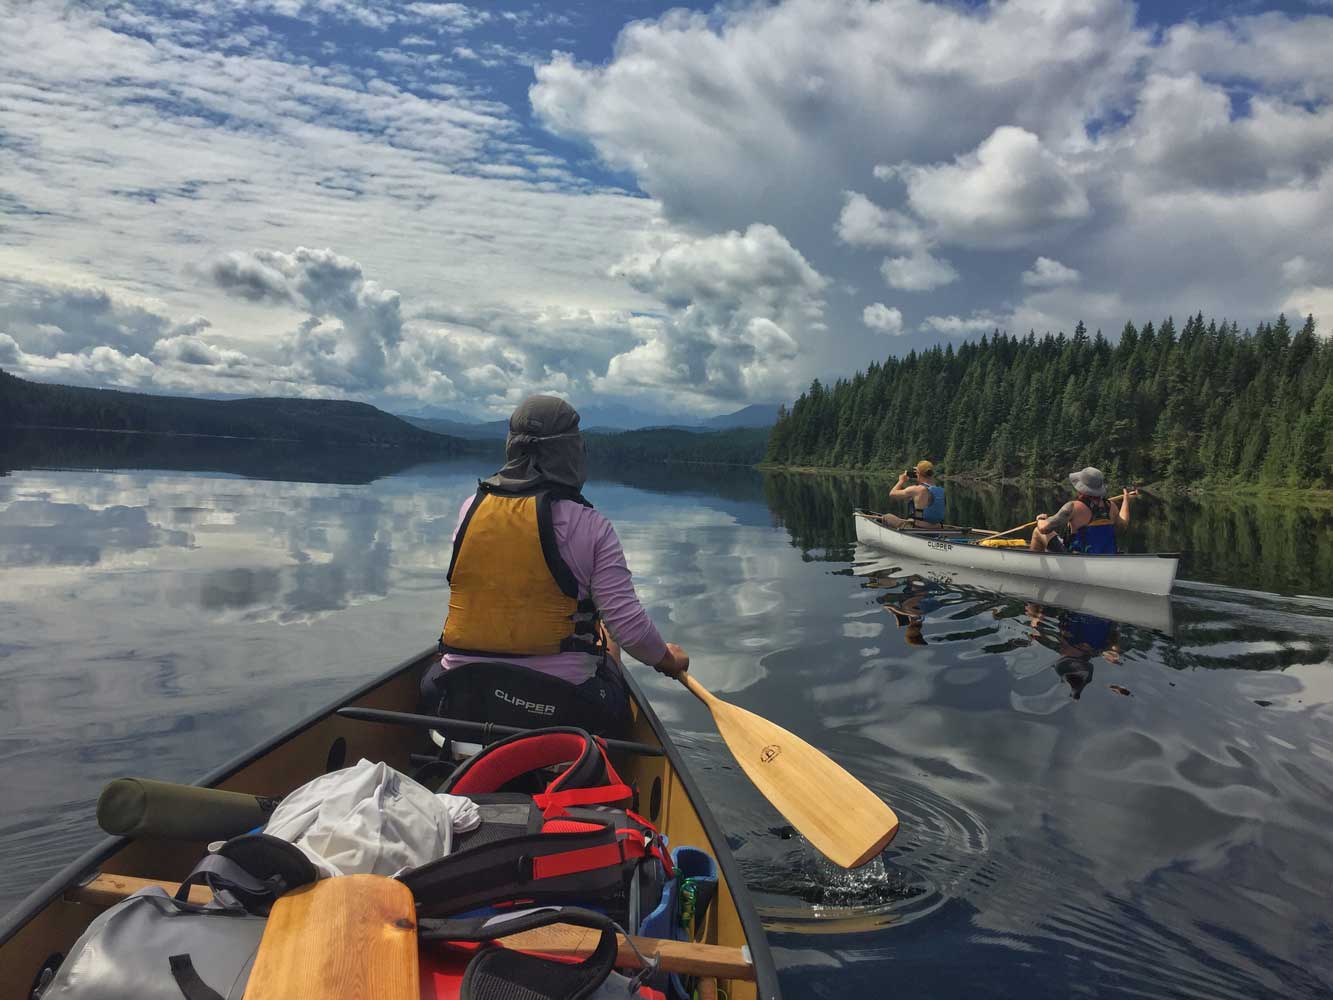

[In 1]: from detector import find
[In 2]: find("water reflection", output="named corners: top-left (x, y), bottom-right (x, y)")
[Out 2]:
top-left (0, 440), bottom-right (1330, 998)
top-left (0, 497), bottom-right (191, 566)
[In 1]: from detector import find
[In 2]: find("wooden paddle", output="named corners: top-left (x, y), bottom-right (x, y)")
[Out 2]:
top-left (678, 673), bottom-right (898, 868)
top-left (243, 875), bottom-right (418, 1000)
top-left (984, 489), bottom-right (1138, 543)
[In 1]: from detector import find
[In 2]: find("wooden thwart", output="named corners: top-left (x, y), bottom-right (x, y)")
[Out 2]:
top-left (681, 673), bottom-right (899, 868)
top-left (68, 873), bottom-right (756, 982)
top-left (244, 875), bottom-right (418, 1000)
top-left (69, 872), bottom-right (213, 907)
top-left (495, 922), bottom-right (754, 980)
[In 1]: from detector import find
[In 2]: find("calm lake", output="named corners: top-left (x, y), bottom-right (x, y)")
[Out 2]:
top-left (1, 431), bottom-right (1330, 998)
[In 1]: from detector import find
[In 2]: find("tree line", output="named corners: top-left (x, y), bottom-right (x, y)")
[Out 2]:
top-left (765, 313), bottom-right (1333, 489)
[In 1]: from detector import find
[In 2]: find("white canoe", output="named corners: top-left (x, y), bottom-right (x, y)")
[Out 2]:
top-left (853, 511), bottom-right (1180, 596)
top-left (853, 543), bottom-right (1175, 634)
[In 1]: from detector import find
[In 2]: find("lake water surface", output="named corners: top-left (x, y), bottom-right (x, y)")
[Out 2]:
top-left (1, 434), bottom-right (1330, 998)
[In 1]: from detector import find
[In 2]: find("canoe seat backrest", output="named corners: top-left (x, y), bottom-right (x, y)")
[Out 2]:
top-left (429, 661), bottom-right (628, 738)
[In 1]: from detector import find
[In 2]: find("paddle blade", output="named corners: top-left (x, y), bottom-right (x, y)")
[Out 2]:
top-left (686, 678), bottom-right (899, 868)
top-left (244, 875), bottom-right (418, 1000)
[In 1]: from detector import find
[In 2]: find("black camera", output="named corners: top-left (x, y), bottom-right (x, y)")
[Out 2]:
top-left (904, 468), bottom-right (917, 479)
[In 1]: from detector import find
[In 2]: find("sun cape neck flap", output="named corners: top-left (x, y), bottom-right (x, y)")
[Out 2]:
top-left (481, 395), bottom-right (590, 503)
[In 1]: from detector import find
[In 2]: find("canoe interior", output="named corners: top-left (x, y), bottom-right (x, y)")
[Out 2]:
top-left (0, 650), bottom-right (777, 1000)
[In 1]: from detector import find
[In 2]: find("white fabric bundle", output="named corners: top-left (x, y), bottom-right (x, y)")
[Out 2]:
top-left (263, 758), bottom-right (480, 878)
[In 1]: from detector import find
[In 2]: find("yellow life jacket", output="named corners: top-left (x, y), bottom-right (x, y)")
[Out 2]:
top-left (442, 487), bottom-right (601, 658)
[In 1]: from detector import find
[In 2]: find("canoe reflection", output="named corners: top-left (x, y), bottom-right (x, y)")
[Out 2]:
top-left (857, 544), bottom-right (1175, 701)
top-left (854, 543), bottom-right (1173, 635)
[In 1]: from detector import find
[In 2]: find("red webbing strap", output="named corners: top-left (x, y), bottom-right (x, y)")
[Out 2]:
top-left (616, 812), bottom-right (674, 878)
top-left (534, 783), bottom-right (633, 812)
top-left (624, 810), bottom-right (657, 831)
top-left (614, 829), bottom-right (673, 878)
top-left (543, 820), bottom-right (604, 834)
top-left (653, 839), bottom-right (675, 879)
top-left (531, 842), bottom-right (625, 880)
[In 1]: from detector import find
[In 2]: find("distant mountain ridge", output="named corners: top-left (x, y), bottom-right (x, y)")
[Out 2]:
top-left (0, 369), bottom-right (479, 452)
top-left (400, 415), bottom-right (509, 439)
top-left (702, 403), bottom-right (781, 428)
top-left (397, 402), bottom-right (782, 440)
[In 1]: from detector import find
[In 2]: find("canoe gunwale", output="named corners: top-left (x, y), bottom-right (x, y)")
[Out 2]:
top-left (619, 666), bottom-right (782, 1000)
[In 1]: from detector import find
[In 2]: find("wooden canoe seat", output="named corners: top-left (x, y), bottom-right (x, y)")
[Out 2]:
top-left (243, 875), bottom-right (418, 1000)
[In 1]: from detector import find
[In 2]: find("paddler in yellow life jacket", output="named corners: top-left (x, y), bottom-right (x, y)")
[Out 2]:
top-left (1030, 467), bottom-right (1131, 554)
top-left (422, 395), bottom-right (689, 732)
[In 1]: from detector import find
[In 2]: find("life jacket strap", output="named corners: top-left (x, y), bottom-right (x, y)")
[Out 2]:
top-left (531, 841), bottom-right (626, 880)
top-left (535, 783), bottom-right (634, 812)
top-left (404, 822), bottom-right (625, 917)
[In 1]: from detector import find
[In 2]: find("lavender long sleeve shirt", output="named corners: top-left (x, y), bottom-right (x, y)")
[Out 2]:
top-left (441, 495), bottom-right (668, 684)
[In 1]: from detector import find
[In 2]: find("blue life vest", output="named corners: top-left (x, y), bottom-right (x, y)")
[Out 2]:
top-left (1070, 497), bottom-right (1116, 554)
top-left (915, 484), bottom-right (946, 524)
top-left (1061, 610), bottom-right (1114, 651)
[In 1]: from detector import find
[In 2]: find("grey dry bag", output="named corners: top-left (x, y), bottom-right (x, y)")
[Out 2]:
top-left (36, 886), bottom-right (264, 1000)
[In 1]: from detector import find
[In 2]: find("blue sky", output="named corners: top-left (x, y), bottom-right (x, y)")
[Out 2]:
top-left (2, 0), bottom-right (1332, 422)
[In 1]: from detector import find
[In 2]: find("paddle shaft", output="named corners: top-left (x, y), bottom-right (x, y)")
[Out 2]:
top-left (678, 672), bottom-right (898, 868)
top-left (986, 489), bottom-right (1137, 543)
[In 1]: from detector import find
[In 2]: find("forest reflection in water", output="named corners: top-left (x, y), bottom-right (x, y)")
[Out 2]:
top-left (1, 434), bottom-right (1331, 998)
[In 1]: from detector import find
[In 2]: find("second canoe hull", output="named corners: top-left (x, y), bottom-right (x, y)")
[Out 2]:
top-left (854, 513), bottom-right (1179, 595)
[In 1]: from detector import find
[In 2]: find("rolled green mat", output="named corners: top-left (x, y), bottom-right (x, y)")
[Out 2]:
top-left (97, 778), bottom-right (278, 840)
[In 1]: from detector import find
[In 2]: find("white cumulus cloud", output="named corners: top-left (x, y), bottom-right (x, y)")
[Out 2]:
top-left (862, 303), bottom-right (904, 335)
top-left (606, 224), bottom-right (826, 401)
top-left (896, 126), bottom-right (1091, 249)
top-left (836, 192), bottom-right (925, 251)
top-left (922, 313), bottom-right (1006, 336)
top-left (881, 251), bottom-right (959, 292)
top-left (1022, 257), bottom-right (1081, 288)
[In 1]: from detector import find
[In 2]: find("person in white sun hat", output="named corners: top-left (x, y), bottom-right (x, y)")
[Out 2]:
top-left (1030, 467), bottom-right (1134, 554)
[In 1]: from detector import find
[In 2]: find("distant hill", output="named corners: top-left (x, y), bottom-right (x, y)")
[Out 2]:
top-left (0, 427), bottom-right (441, 484)
top-left (584, 426), bottom-right (769, 466)
top-left (399, 402), bottom-right (782, 439)
top-left (0, 369), bottom-right (478, 452)
top-left (400, 415), bottom-right (509, 439)
top-left (703, 403), bottom-right (781, 429)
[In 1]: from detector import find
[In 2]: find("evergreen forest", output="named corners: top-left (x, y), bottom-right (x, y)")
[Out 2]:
top-left (765, 314), bottom-right (1333, 489)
